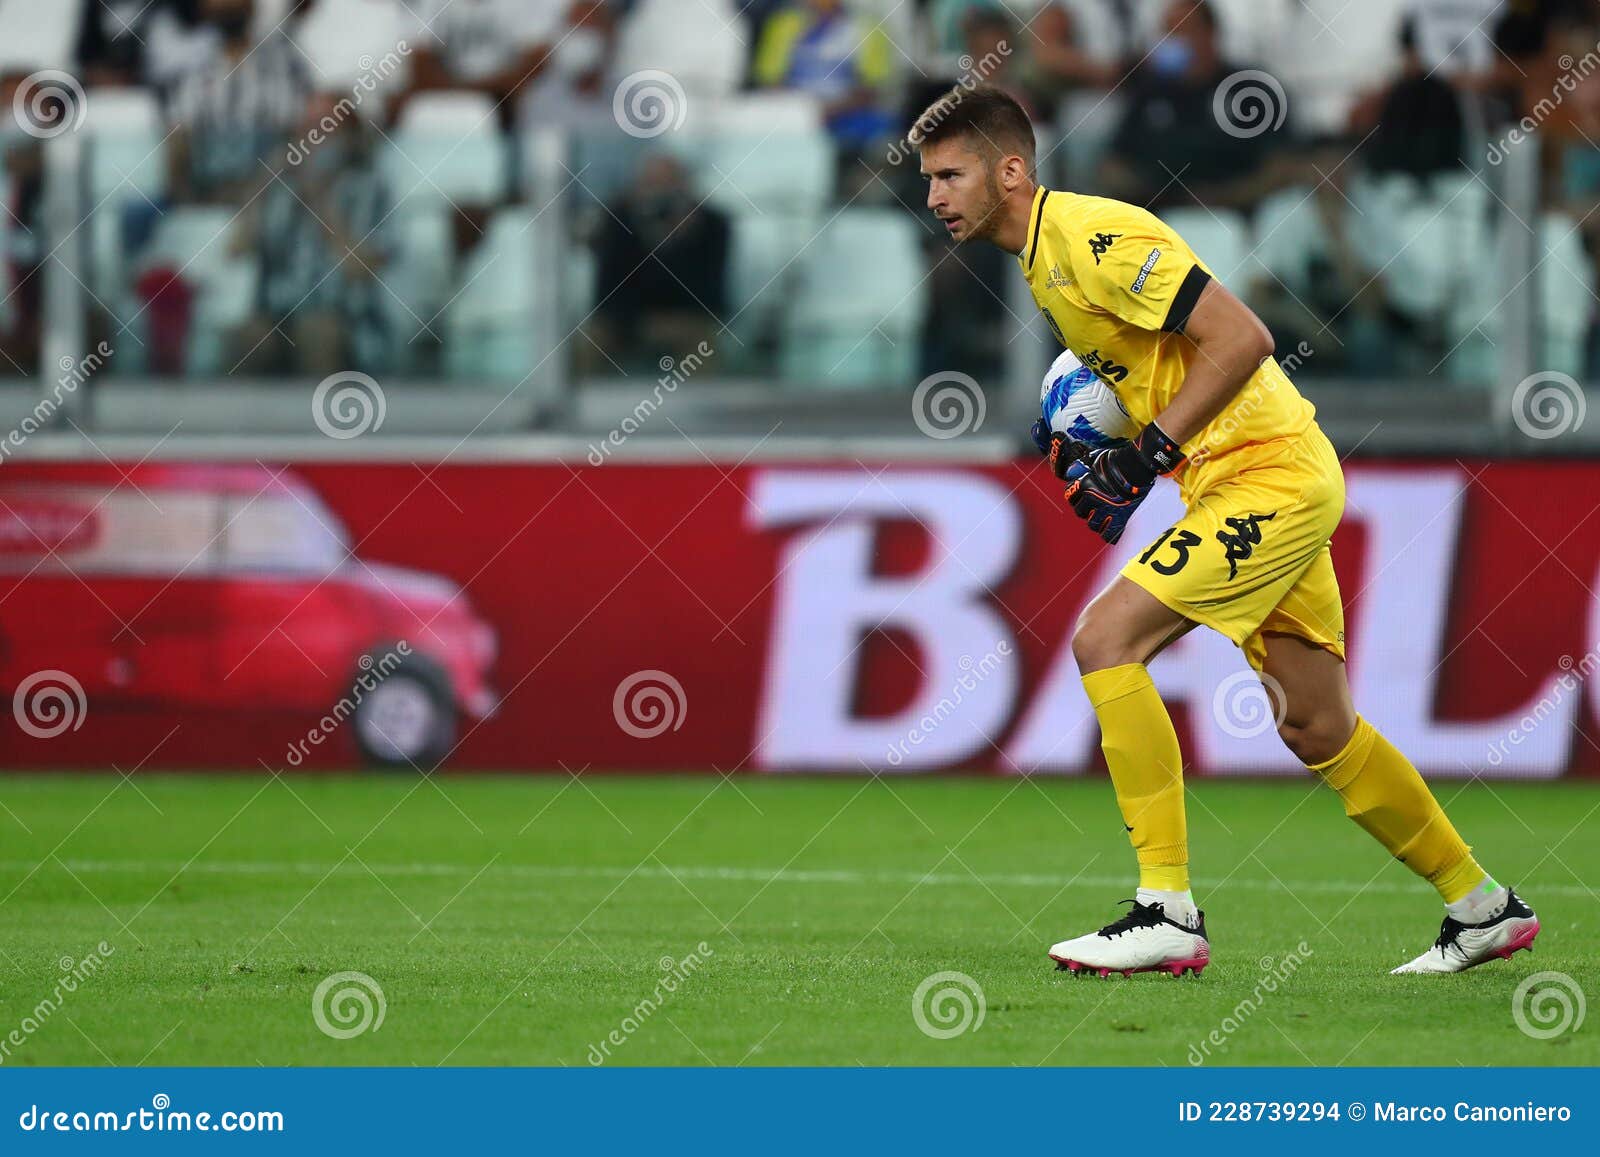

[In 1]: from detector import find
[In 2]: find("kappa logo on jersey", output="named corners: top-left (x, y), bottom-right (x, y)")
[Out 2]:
top-left (1045, 263), bottom-right (1073, 289)
top-left (1216, 512), bottom-right (1278, 580)
top-left (1087, 232), bottom-right (1121, 265)
top-left (1130, 248), bottom-right (1162, 294)
top-left (1081, 348), bottom-right (1129, 384)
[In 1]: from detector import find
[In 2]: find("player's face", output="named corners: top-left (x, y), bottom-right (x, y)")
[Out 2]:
top-left (920, 138), bottom-right (1003, 245)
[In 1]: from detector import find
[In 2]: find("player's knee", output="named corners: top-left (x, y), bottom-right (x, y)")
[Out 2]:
top-left (1071, 605), bottom-right (1142, 673)
top-left (1278, 707), bottom-right (1356, 766)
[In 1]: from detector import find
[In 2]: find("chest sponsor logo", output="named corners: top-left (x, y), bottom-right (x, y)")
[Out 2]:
top-left (1081, 348), bottom-right (1129, 384)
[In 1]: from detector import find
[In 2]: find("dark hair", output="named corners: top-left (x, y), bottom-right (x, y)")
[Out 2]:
top-left (908, 84), bottom-right (1035, 171)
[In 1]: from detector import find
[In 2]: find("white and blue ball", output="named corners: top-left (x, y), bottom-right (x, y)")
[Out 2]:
top-left (1039, 348), bottom-right (1137, 449)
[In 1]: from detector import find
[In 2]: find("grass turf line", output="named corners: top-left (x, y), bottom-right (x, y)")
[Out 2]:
top-left (0, 774), bottom-right (1595, 1067)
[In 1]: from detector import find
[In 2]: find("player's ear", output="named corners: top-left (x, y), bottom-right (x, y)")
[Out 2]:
top-left (998, 153), bottom-right (1028, 193)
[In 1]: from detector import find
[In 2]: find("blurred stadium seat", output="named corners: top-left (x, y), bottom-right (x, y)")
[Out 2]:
top-left (614, 0), bottom-right (745, 97)
top-left (444, 208), bottom-right (543, 383)
top-left (0, 0), bottom-right (79, 71)
top-left (293, 0), bottom-right (409, 90)
top-left (1160, 207), bottom-right (1250, 285)
top-left (727, 212), bottom-right (815, 365)
top-left (391, 92), bottom-right (508, 208)
top-left (781, 208), bottom-right (926, 387)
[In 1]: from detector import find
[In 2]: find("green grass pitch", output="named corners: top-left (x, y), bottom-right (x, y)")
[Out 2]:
top-left (0, 773), bottom-right (1595, 1067)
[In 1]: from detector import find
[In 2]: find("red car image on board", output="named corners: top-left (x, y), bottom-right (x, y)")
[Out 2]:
top-left (0, 463), bottom-right (496, 768)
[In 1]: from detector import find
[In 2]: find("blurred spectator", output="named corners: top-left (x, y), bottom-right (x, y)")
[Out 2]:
top-left (166, 0), bottom-right (312, 203)
top-left (1027, 1), bottom-right (1126, 97)
top-left (753, 0), bottom-right (897, 150)
top-left (1267, 0), bottom-right (1404, 137)
top-left (956, 7), bottom-right (1043, 120)
top-left (1098, 0), bottom-right (1287, 211)
top-left (584, 153), bottom-right (729, 375)
top-left (401, 0), bottom-right (564, 128)
top-left (516, 1), bottom-right (619, 133)
top-left (1348, 18), bottom-right (1466, 182)
top-left (1524, 6), bottom-right (1600, 293)
top-left (229, 93), bottom-right (394, 375)
top-left (76, 0), bottom-right (218, 93)
top-left (1251, 17), bottom-right (1474, 379)
top-left (1494, 0), bottom-right (1589, 69)
top-left (920, 238), bottom-right (1010, 383)
top-left (0, 73), bottom-right (44, 376)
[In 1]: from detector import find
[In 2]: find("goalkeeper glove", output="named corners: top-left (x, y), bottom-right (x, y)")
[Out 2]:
top-left (1061, 421), bottom-right (1185, 545)
top-left (1031, 419), bottom-right (1090, 481)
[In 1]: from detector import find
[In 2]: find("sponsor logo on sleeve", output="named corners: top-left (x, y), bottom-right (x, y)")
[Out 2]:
top-left (1130, 247), bottom-right (1162, 294)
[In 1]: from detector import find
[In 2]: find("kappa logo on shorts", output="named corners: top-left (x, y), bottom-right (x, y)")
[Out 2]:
top-left (1216, 512), bottom-right (1278, 580)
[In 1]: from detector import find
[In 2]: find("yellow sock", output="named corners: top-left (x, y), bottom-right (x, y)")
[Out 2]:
top-left (1308, 716), bottom-right (1483, 902)
top-left (1082, 663), bottom-right (1189, 891)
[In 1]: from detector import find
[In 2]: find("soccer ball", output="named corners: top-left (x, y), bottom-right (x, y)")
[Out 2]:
top-left (1039, 348), bottom-right (1137, 449)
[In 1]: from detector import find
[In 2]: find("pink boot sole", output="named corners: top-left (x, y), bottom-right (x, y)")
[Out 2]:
top-left (1495, 920), bottom-right (1541, 959)
top-left (1049, 953), bottom-right (1209, 978)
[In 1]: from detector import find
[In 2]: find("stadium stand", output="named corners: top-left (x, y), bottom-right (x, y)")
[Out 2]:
top-left (0, 0), bottom-right (1594, 409)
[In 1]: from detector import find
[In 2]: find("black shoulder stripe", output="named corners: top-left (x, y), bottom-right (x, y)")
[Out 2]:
top-left (1162, 265), bottom-right (1211, 334)
top-left (1025, 190), bottom-right (1050, 270)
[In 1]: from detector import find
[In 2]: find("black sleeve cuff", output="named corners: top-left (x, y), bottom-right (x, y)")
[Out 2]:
top-left (1162, 265), bottom-right (1212, 334)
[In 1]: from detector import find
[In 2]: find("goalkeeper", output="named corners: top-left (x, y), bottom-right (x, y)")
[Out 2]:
top-left (909, 84), bottom-right (1538, 977)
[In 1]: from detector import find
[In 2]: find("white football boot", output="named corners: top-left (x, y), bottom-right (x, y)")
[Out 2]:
top-left (1047, 899), bottom-right (1210, 978)
top-left (1390, 888), bottom-right (1540, 974)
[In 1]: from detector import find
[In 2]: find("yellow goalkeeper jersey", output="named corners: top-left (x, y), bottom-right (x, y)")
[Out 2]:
top-left (1019, 186), bottom-right (1316, 495)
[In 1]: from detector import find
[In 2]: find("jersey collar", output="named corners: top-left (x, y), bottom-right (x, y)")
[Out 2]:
top-left (1023, 185), bottom-right (1051, 272)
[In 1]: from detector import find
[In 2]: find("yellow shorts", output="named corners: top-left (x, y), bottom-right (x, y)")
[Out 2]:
top-left (1121, 427), bottom-right (1347, 671)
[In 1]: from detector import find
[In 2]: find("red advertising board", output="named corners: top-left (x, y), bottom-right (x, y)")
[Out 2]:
top-left (3, 459), bottom-right (1597, 777)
